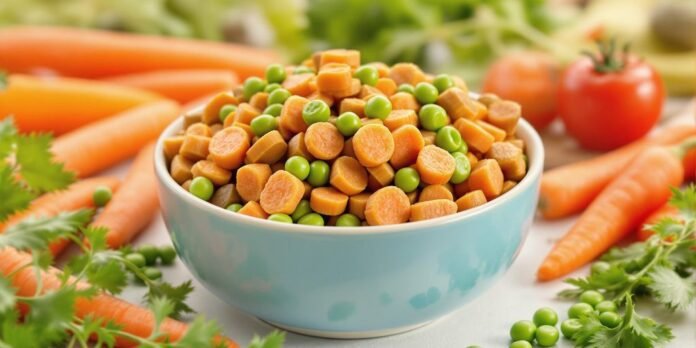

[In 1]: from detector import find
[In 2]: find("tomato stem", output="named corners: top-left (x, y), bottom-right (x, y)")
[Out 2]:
top-left (581, 38), bottom-right (630, 74)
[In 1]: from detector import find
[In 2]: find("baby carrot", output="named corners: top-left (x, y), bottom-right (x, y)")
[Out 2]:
top-left (0, 176), bottom-right (121, 255)
top-left (89, 144), bottom-right (159, 249)
top-left (0, 74), bottom-right (161, 135)
top-left (0, 248), bottom-right (238, 347)
top-left (103, 69), bottom-right (238, 103)
top-left (537, 140), bottom-right (691, 281)
top-left (52, 100), bottom-right (180, 178)
top-left (0, 26), bottom-right (279, 80)
top-left (539, 125), bottom-right (696, 219)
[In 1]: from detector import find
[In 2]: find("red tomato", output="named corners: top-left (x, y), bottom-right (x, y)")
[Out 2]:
top-left (482, 51), bottom-right (560, 130)
top-left (558, 55), bottom-right (664, 151)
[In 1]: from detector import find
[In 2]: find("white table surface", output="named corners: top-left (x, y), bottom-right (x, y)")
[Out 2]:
top-left (95, 159), bottom-right (695, 347)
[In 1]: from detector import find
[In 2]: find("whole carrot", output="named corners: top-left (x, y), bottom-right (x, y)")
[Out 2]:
top-left (103, 69), bottom-right (238, 104)
top-left (0, 74), bottom-right (161, 135)
top-left (90, 144), bottom-right (159, 249)
top-left (52, 100), bottom-right (180, 178)
top-left (0, 248), bottom-right (238, 347)
top-left (0, 176), bottom-right (121, 255)
top-left (537, 138), bottom-right (694, 281)
top-left (636, 203), bottom-right (680, 241)
top-left (539, 125), bottom-right (696, 219)
top-left (0, 26), bottom-right (280, 80)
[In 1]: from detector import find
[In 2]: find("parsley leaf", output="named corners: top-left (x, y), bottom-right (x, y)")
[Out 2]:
top-left (0, 278), bottom-right (16, 314)
top-left (0, 117), bottom-right (16, 159)
top-left (0, 165), bottom-right (34, 221)
top-left (85, 259), bottom-right (128, 294)
top-left (248, 330), bottom-right (286, 348)
top-left (175, 316), bottom-right (222, 348)
top-left (23, 286), bottom-right (76, 332)
top-left (15, 133), bottom-right (74, 193)
top-left (0, 210), bottom-right (92, 251)
top-left (647, 266), bottom-right (695, 311)
top-left (144, 280), bottom-right (195, 320)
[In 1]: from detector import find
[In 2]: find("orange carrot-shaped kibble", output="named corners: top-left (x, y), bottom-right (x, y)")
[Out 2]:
top-left (103, 69), bottom-right (238, 104)
top-left (0, 176), bottom-right (121, 255)
top-left (89, 144), bottom-right (159, 249)
top-left (0, 248), bottom-right (238, 347)
top-left (52, 100), bottom-right (180, 178)
top-left (0, 26), bottom-right (279, 80)
top-left (539, 125), bottom-right (696, 219)
top-left (537, 139), bottom-right (693, 281)
top-left (0, 74), bottom-right (161, 135)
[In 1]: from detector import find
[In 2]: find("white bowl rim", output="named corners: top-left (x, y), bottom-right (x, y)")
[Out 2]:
top-left (154, 94), bottom-right (545, 236)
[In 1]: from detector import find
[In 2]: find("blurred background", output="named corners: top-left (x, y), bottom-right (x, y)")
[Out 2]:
top-left (1, 0), bottom-right (693, 94)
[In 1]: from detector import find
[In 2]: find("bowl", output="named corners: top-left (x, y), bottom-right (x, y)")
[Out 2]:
top-left (154, 105), bottom-right (544, 339)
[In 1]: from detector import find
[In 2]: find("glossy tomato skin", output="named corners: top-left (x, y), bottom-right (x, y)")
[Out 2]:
top-left (558, 56), bottom-right (664, 151)
top-left (483, 51), bottom-right (560, 130)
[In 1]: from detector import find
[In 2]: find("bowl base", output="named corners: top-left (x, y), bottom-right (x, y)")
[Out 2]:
top-left (261, 319), bottom-right (433, 339)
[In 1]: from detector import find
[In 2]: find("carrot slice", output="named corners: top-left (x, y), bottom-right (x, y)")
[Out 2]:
top-left (487, 100), bottom-right (520, 134)
top-left (389, 92), bottom-right (419, 112)
top-left (383, 110), bottom-right (418, 132)
top-left (390, 125), bottom-right (425, 169)
top-left (455, 190), bottom-right (487, 212)
top-left (317, 64), bottom-right (352, 97)
top-left (436, 88), bottom-right (478, 120)
top-left (477, 121), bottom-right (506, 142)
top-left (0, 26), bottom-right (277, 80)
top-left (191, 160), bottom-right (232, 186)
top-left (232, 103), bottom-right (260, 125)
top-left (249, 92), bottom-right (269, 111)
top-left (502, 180), bottom-right (517, 194)
top-left (486, 142), bottom-right (526, 181)
top-left (90, 144), bottom-right (159, 249)
top-left (416, 145), bottom-right (455, 185)
top-left (235, 164), bottom-right (272, 202)
top-left (202, 92), bottom-right (239, 124)
top-left (419, 184), bottom-right (454, 202)
top-left (260, 170), bottom-right (305, 214)
top-left (468, 159), bottom-right (504, 199)
top-left (52, 100), bottom-right (179, 178)
top-left (179, 135), bottom-right (210, 161)
top-left (287, 132), bottom-right (315, 161)
top-left (352, 124), bottom-right (395, 167)
top-left (279, 95), bottom-right (310, 134)
top-left (409, 199), bottom-right (457, 222)
top-left (310, 187), bottom-right (349, 216)
top-left (366, 163), bottom-right (395, 188)
top-left (185, 123), bottom-right (212, 137)
top-left (0, 74), bottom-right (161, 135)
top-left (169, 155), bottom-right (194, 184)
top-left (162, 136), bottom-right (185, 162)
top-left (246, 130), bottom-right (288, 164)
top-left (453, 118), bottom-right (495, 153)
top-left (339, 98), bottom-right (366, 118)
top-left (318, 49), bottom-right (361, 69)
top-left (375, 78), bottom-right (397, 96)
top-left (537, 145), bottom-right (685, 281)
top-left (211, 184), bottom-right (241, 208)
top-left (330, 156), bottom-right (368, 195)
top-left (282, 73), bottom-right (315, 97)
top-left (388, 63), bottom-right (426, 86)
top-left (208, 126), bottom-right (250, 170)
top-left (304, 122), bottom-right (344, 160)
top-left (364, 187), bottom-right (411, 225)
top-left (105, 69), bottom-right (238, 105)
top-left (238, 201), bottom-right (269, 219)
top-left (348, 193), bottom-right (371, 219)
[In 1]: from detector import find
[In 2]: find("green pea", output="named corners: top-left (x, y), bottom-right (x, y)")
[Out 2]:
top-left (291, 200), bottom-right (312, 222)
top-left (285, 156), bottom-right (311, 180)
top-left (137, 245), bottom-right (159, 266)
top-left (267, 88), bottom-right (291, 105)
top-left (364, 95), bottom-right (392, 120)
top-left (397, 83), bottom-right (415, 94)
top-left (189, 177), bottom-right (213, 201)
top-left (336, 213), bottom-right (361, 227)
top-left (264, 83), bottom-right (281, 93)
top-left (250, 114), bottom-right (277, 136)
top-left (595, 300), bottom-right (617, 313)
top-left (561, 319), bottom-right (582, 339)
top-left (568, 302), bottom-right (594, 319)
top-left (268, 213), bottom-right (293, 224)
top-left (450, 152), bottom-right (471, 184)
top-left (435, 125), bottom-right (463, 152)
top-left (297, 213), bottom-right (324, 226)
top-left (143, 267), bottom-right (162, 281)
top-left (580, 290), bottom-right (604, 307)
top-left (395, 167), bottom-right (420, 193)
top-left (263, 104), bottom-right (283, 117)
top-left (599, 311), bottom-right (622, 328)
top-left (354, 65), bottom-right (379, 86)
top-left (158, 246), bottom-right (177, 265)
top-left (419, 104), bottom-right (448, 131)
top-left (336, 112), bottom-right (361, 136)
top-left (535, 325), bottom-right (559, 347)
top-left (125, 253), bottom-right (146, 268)
top-left (532, 307), bottom-right (558, 327)
top-left (307, 160), bottom-right (330, 187)
top-left (590, 261), bottom-right (611, 275)
top-left (265, 63), bottom-right (287, 84)
top-left (226, 203), bottom-right (243, 212)
top-left (414, 82), bottom-right (439, 104)
top-left (294, 66), bottom-right (314, 75)
top-left (243, 77), bottom-right (266, 100)
top-left (219, 104), bottom-right (237, 122)
top-left (509, 320), bottom-right (536, 342)
top-left (432, 74), bottom-right (455, 93)
top-left (509, 341), bottom-right (532, 348)
top-left (92, 186), bottom-right (112, 207)
top-left (302, 100), bottom-right (331, 125)
top-left (455, 141), bottom-right (469, 155)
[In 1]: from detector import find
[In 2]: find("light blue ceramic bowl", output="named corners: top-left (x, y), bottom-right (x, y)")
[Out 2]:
top-left (154, 107), bottom-right (544, 338)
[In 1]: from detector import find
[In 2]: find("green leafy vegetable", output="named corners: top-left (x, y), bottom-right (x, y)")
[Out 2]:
top-left (248, 330), bottom-right (286, 348)
top-left (15, 133), bottom-right (74, 192)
